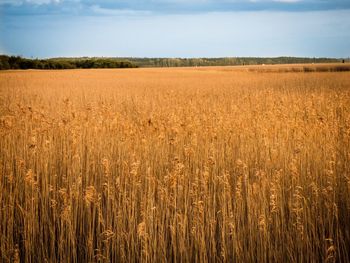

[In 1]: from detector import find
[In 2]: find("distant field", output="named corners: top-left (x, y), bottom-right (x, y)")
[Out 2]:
top-left (237, 63), bottom-right (350, 72)
top-left (1, 67), bottom-right (350, 262)
top-left (173, 63), bottom-right (350, 72)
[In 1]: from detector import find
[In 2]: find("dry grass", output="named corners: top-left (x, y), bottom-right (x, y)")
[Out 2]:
top-left (1, 67), bottom-right (350, 262)
top-left (246, 63), bottom-right (350, 73)
top-left (201, 63), bottom-right (350, 73)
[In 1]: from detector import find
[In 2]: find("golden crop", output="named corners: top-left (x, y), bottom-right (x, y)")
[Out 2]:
top-left (0, 66), bottom-right (350, 262)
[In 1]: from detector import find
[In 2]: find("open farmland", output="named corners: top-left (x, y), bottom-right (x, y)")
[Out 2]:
top-left (1, 65), bottom-right (350, 262)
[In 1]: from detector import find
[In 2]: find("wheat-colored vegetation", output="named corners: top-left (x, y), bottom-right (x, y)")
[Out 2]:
top-left (1, 65), bottom-right (350, 262)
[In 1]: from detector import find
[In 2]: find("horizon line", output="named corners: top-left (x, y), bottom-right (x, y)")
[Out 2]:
top-left (1, 54), bottom-right (349, 60)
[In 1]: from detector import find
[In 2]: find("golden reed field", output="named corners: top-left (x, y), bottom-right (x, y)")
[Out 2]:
top-left (1, 65), bottom-right (350, 262)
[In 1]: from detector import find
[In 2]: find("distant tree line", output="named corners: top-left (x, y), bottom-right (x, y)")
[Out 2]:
top-left (0, 55), bottom-right (137, 70)
top-left (0, 55), bottom-right (346, 70)
top-left (125, 57), bottom-right (343, 67)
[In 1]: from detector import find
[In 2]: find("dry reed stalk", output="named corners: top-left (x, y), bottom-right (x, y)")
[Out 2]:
top-left (0, 68), bottom-right (349, 262)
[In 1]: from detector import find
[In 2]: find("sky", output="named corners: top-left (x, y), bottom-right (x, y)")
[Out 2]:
top-left (0, 0), bottom-right (349, 58)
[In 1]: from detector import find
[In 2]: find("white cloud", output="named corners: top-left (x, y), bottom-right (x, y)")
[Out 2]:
top-left (0, 0), bottom-right (22, 4)
top-left (273, 0), bottom-right (302, 2)
top-left (249, 0), bottom-right (302, 2)
top-left (26, 0), bottom-right (61, 4)
top-left (90, 5), bottom-right (151, 16)
top-left (0, 0), bottom-right (62, 5)
top-left (154, 0), bottom-right (210, 2)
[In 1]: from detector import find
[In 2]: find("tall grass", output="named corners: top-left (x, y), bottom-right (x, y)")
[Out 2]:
top-left (1, 68), bottom-right (350, 262)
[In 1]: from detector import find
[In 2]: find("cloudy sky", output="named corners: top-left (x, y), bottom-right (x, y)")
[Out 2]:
top-left (0, 0), bottom-right (349, 58)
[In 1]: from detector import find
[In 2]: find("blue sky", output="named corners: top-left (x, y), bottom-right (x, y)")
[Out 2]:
top-left (0, 0), bottom-right (350, 58)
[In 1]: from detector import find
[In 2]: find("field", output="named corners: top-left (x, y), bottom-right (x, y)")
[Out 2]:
top-left (1, 65), bottom-right (350, 262)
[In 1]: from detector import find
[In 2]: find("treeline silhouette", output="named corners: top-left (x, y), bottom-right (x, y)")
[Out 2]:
top-left (0, 55), bottom-right (137, 70)
top-left (0, 55), bottom-right (347, 70)
top-left (127, 57), bottom-right (343, 67)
